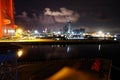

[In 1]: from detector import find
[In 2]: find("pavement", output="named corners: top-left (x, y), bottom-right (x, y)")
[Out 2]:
top-left (18, 59), bottom-right (112, 80)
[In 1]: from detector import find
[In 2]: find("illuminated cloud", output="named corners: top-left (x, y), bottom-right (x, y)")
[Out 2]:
top-left (38, 15), bottom-right (55, 24)
top-left (15, 8), bottom-right (80, 28)
top-left (16, 11), bottom-right (31, 23)
top-left (15, 11), bottom-right (59, 30)
top-left (44, 8), bottom-right (80, 23)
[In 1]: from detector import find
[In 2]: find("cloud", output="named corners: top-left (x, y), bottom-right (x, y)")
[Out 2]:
top-left (38, 15), bottom-right (56, 24)
top-left (16, 11), bottom-right (28, 18)
top-left (32, 13), bottom-right (38, 20)
top-left (15, 8), bottom-right (80, 31)
top-left (44, 8), bottom-right (80, 23)
top-left (15, 11), bottom-right (59, 30)
top-left (16, 11), bottom-right (31, 22)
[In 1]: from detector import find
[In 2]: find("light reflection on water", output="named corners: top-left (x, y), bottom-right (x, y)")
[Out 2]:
top-left (18, 43), bottom-right (120, 62)
top-left (1, 43), bottom-right (119, 80)
top-left (98, 44), bottom-right (101, 51)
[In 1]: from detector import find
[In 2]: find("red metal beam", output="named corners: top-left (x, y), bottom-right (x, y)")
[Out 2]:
top-left (10, 0), bottom-right (14, 28)
top-left (0, 0), bottom-right (14, 38)
top-left (0, 0), bottom-right (3, 38)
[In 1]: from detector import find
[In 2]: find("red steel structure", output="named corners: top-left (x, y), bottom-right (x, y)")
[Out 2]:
top-left (0, 0), bottom-right (15, 38)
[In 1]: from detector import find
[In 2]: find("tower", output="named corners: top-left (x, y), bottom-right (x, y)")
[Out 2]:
top-left (0, 0), bottom-right (15, 38)
top-left (63, 20), bottom-right (73, 35)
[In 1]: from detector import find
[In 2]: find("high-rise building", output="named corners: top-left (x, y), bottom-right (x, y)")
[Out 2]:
top-left (0, 0), bottom-right (15, 38)
top-left (63, 20), bottom-right (73, 35)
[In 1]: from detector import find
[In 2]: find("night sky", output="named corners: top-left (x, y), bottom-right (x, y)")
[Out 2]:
top-left (14, 0), bottom-right (120, 33)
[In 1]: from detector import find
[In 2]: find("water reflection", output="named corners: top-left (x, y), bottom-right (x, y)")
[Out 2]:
top-left (1, 43), bottom-right (120, 80)
top-left (67, 46), bottom-right (70, 53)
top-left (16, 43), bottom-right (120, 63)
top-left (18, 44), bottom-right (105, 62)
top-left (98, 44), bottom-right (101, 51)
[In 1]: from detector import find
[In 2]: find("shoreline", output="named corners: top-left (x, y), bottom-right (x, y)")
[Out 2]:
top-left (0, 39), bottom-right (119, 45)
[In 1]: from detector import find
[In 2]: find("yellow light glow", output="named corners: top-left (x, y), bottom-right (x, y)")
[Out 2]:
top-left (47, 67), bottom-right (100, 80)
top-left (17, 49), bottom-right (23, 57)
top-left (15, 28), bottom-right (24, 37)
top-left (98, 31), bottom-right (102, 34)
top-left (97, 31), bottom-right (105, 37)
top-left (16, 28), bottom-right (23, 34)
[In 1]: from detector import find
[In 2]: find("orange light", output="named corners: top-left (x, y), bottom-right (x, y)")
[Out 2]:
top-left (3, 19), bottom-right (11, 24)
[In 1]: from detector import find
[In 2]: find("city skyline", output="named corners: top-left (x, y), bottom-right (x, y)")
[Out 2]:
top-left (14, 0), bottom-right (120, 33)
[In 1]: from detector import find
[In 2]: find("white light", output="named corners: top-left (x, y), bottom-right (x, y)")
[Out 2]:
top-left (106, 32), bottom-right (110, 35)
top-left (57, 31), bottom-right (61, 34)
top-left (72, 32), bottom-right (74, 34)
top-left (8, 29), bottom-right (15, 33)
top-left (34, 30), bottom-right (39, 34)
top-left (4, 29), bottom-right (7, 33)
top-left (98, 31), bottom-right (103, 34)
top-left (114, 38), bottom-right (117, 41)
top-left (114, 35), bottom-right (117, 37)
top-left (97, 31), bottom-right (105, 37)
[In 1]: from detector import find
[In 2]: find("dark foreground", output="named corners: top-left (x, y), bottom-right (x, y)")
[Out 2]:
top-left (18, 59), bottom-right (111, 80)
top-left (0, 40), bottom-right (120, 80)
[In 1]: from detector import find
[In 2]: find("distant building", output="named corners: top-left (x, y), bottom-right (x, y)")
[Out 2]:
top-left (63, 20), bottom-right (73, 35)
top-left (72, 28), bottom-right (85, 36)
